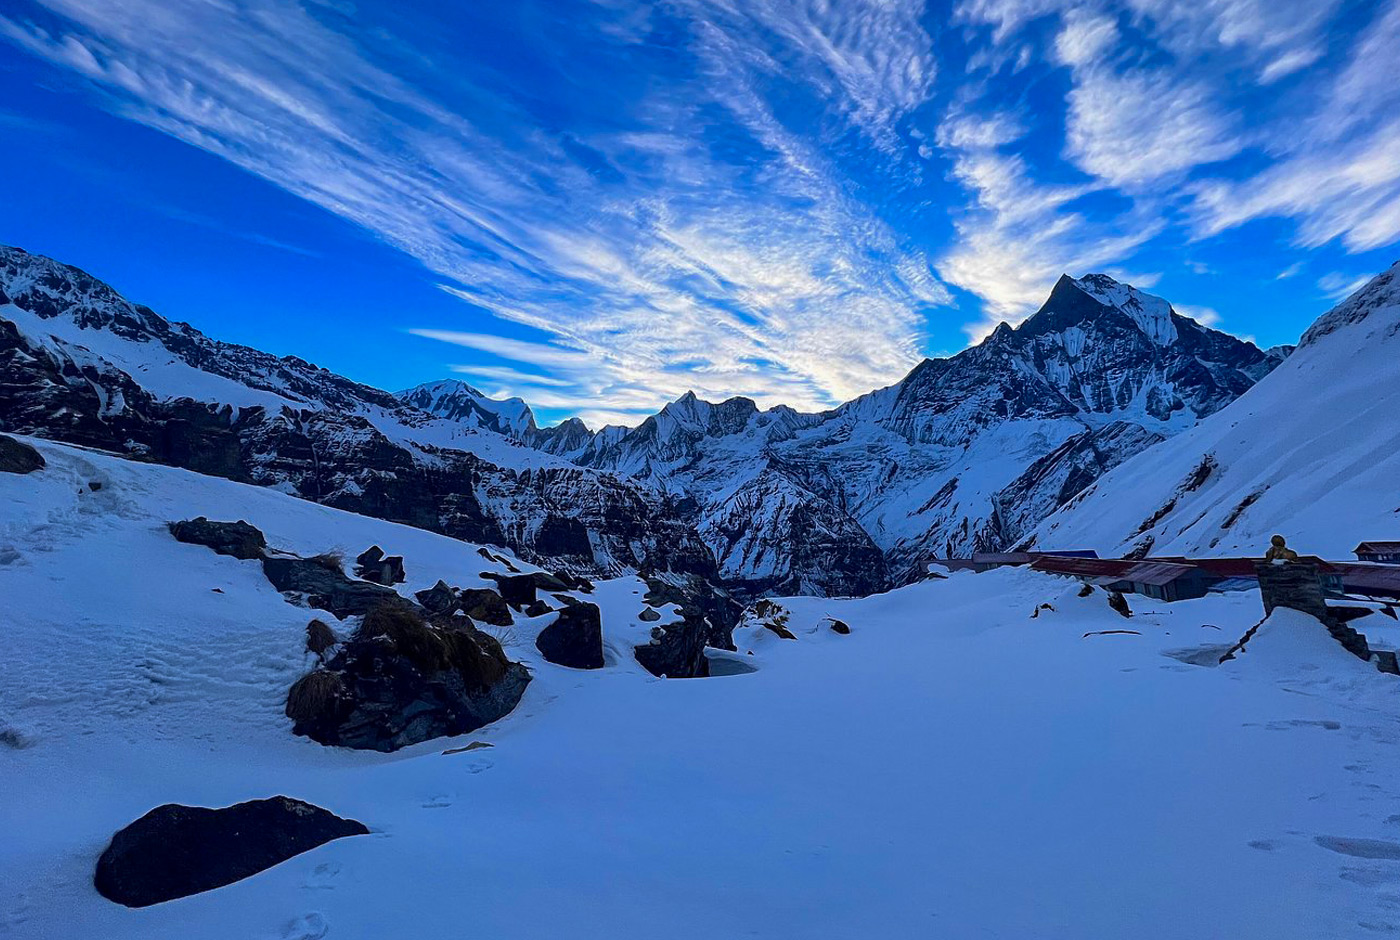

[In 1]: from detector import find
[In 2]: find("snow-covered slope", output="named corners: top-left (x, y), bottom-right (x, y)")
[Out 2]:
top-left (1033, 261), bottom-right (1400, 558)
top-left (413, 275), bottom-right (1282, 591)
top-left (0, 246), bottom-right (714, 579)
top-left (6, 437), bottom-right (1400, 937)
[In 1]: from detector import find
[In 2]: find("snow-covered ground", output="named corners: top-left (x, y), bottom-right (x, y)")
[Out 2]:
top-left (5, 438), bottom-right (1400, 938)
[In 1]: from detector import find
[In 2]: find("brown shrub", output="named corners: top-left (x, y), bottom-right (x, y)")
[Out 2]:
top-left (286, 670), bottom-right (348, 725)
top-left (306, 550), bottom-right (346, 573)
top-left (306, 619), bottom-right (337, 656)
top-left (441, 624), bottom-right (509, 692)
top-left (358, 604), bottom-right (450, 672)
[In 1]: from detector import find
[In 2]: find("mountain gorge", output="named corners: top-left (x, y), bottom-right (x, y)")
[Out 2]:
top-left (409, 274), bottom-right (1286, 592)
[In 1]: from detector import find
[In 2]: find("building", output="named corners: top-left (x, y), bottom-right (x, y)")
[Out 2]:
top-left (1354, 542), bottom-right (1400, 564)
top-left (1028, 556), bottom-right (1211, 602)
top-left (1334, 563), bottom-right (1400, 600)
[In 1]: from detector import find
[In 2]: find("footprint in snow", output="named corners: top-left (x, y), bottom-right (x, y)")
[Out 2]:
top-left (282, 912), bottom-right (329, 940)
top-left (302, 862), bottom-right (341, 890)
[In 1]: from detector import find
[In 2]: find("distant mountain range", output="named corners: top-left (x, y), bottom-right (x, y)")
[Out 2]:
top-left (9, 241), bottom-right (1389, 599)
top-left (404, 273), bottom-right (1287, 593)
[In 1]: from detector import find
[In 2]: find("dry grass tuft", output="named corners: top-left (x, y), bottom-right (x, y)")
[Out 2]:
top-left (306, 549), bottom-right (346, 573)
top-left (285, 670), bottom-right (347, 725)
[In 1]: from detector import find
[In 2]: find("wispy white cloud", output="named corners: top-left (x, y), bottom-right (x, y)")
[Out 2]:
top-left (1318, 271), bottom-right (1372, 302)
top-left (1, 0), bottom-right (947, 423)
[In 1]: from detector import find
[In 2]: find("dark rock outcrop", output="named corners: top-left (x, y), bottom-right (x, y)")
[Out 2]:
top-left (168, 517), bottom-right (267, 561)
top-left (354, 546), bottom-right (405, 586)
top-left (535, 603), bottom-right (604, 669)
top-left (829, 618), bottom-right (851, 635)
top-left (286, 604), bottom-right (530, 751)
top-left (94, 797), bottom-right (368, 908)
top-left (0, 434), bottom-right (44, 474)
top-left (262, 554), bottom-right (404, 619)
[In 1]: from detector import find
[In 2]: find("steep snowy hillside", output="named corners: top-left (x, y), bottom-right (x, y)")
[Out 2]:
top-left (412, 275), bottom-right (1283, 592)
top-left (0, 246), bottom-right (712, 579)
top-left (5, 437), bottom-right (1400, 938)
top-left (1033, 261), bottom-right (1400, 558)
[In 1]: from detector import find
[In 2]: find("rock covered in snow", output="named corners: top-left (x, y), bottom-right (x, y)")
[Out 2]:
top-left (0, 434), bottom-right (44, 474)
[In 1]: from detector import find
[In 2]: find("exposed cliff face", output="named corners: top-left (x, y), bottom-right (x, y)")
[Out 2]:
top-left (409, 273), bottom-right (1285, 593)
top-left (0, 246), bottom-right (714, 581)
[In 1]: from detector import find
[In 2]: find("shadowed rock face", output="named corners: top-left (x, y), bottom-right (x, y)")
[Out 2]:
top-left (94, 797), bottom-right (368, 908)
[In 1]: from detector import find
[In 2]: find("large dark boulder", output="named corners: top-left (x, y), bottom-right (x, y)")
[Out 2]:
top-left (287, 604), bottom-right (531, 751)
top-left (415, 579), bottom-right (460, 615)
top-left (460, 588), bottom-right (513, 626)
top-left (489, 573), bottom-right (538, 609)
top-left (168, 517), bottom-right (267, 560)
top-left (535, 603), bottom-right (604, 669)
top-left (261, 554), bottom-right (404, 619)
top-left (354, 546), bottom-right (406, 586)
top-left (94, 796), bottom-right (367, 908)
top-left (0, 434), bottom-right (44, 474)
top-left (643, 573), bottom-right (742, 651)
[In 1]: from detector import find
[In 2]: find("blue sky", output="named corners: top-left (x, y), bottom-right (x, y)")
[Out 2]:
top-left (2, 0), bottom-right (1398, 427)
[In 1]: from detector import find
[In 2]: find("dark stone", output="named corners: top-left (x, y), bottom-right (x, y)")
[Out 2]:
top-left (414, 579), bottom-right (460, 615)
top-left (94, 796), bottom-right (368, 908)
top-left (829, 619), bottom-right (851, 635)
top-left (639, 607), bottom-right (662, 622)
top-left (261, 554), bottom-right (404, 619)
top-left (168, 517), bottom-right (267, 561)
top-left (460, 588), bottom-right (513, 626)
top-left (1107, 591), bottom-right (1132, 618)
top-left (490, 574), bottom-right (538, 609)
top-left (287, 605), bottom-right (531, 752)
top-left (354, 546), bottom-right (405, 585)
top-left (523, 599), bottom-right (553, 618)
top-left (527, 571), bottom-right (571, 593)
top-left (535, 603), bottom-right (604, 669)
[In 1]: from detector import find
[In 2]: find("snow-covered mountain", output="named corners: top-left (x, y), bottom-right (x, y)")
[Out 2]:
top-left (409, 274), bottom-right (1284, 591)
top-left (0, 246), bottom-right (714, 580)
top-left (1032, 261), bottom-right (1400, 559)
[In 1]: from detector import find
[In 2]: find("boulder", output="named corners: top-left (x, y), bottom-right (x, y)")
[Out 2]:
top-left (638, 607), bottom-right (662, 622)
top-left (94, 796), bottom-right (367, 908)
top-left (460, 588), bottom-right (513, 626)
top-left (1107, 591), bottom-right (1132, 619)
top-left (0, 435), bottom-right (44, 474)
top-left (354, 546), bottom-right (405, 586)
top-left (168, 517), bottom-right (267, 561)
top-left (634, 617), bottom-right (710, 679)
top-left (535, 603), bottom-right (604, 669)
top-left (829, 619), bottom-right (851, 635)
top-left (261, 555), bottom-right (404, 619)
top-left (415, 579), bottom-right (460, 615)
top-left (643, 573), bottom-right (742, 651)
top-left (286, 604), bottom-right (531, 752)
top-left (490, 574), bottom-right (538, 609)
top-left (523, 599), bottom-right (553, 618)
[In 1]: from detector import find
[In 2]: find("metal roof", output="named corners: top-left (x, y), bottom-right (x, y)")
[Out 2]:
top-left (1030, 556), bottom-right (1133, 578)
top-left (1335, 563), bottom-right (1400, 598)
top-left (1355, 541), bottom-right (1400, 554)
top-left (1120, 561), bottom-right (1202, 586)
